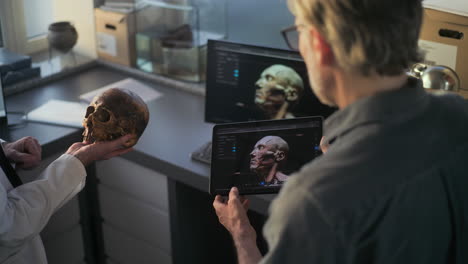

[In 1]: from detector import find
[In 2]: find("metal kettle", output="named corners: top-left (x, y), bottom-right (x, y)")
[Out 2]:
top-left (410, 63), bottom-right (460, 92)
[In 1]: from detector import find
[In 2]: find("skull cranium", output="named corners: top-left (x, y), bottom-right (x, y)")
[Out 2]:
top-left (254, 65), bottom-right (304, 119)
top-left (255, 64), bottom-right (304, 104)
top-left (82, 88), bottom-right (149, 147)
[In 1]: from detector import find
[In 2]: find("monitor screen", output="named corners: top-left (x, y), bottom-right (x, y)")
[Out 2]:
top-left (205, 40), bottom-right (336, 123)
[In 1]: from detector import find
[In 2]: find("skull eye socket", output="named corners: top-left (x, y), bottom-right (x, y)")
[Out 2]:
top-left (85, 106), bottom-right (95, 118)
top-left (95, 108), bottom-right (111, 122)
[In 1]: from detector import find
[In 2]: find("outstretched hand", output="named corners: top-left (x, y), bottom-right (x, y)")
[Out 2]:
top-left (213, 187), bottom-right (256, 241)
top-left (66, 134), bottom-right (135, 166)
top-left (4, 136), bottom-right (42, 169)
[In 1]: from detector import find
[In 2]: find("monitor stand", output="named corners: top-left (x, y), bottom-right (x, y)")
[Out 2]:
top-left (190, 141), bottom-right (212, 165)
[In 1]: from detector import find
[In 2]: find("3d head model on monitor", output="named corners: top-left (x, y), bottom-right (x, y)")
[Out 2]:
top-left (249, 136), bottom-right (289, 185)
top-left (255, 65), bottom-right (304, 119)
top-left (82, 88), bottom-right (149, 148)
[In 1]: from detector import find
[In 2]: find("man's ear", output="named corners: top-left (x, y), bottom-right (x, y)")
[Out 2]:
top-left (309, 27), bottom-right (335, 67)
top-left (274, 151), bottom-right (286, 162)
top-left (285, 86), bottom-right (299, 102)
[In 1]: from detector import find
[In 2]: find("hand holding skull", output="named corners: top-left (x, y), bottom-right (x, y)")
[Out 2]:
top-left (66, 134), bottom-right (135, 166)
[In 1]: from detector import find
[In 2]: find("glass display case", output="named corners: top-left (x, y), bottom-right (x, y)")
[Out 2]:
top-left (134, 0), bottom-right (227, 82)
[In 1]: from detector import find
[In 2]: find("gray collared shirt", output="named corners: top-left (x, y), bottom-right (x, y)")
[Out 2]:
top-left (261, 78), bottom-right (468, 264)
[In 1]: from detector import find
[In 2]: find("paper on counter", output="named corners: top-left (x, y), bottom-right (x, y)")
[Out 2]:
top-left (79, 78), bottom-right (163, 103)
top-left (27, 99), bottom-right (87, 128)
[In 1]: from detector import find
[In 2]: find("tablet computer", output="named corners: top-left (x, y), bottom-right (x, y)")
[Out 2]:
top-left (210, 116), bottom-right (323, 195)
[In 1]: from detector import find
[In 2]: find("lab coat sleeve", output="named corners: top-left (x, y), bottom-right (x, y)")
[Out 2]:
top-left (0, 154), bottom-right (86, 249)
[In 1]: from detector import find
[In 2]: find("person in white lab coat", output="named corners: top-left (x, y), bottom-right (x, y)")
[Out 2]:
top-left (0, 134), bottom-right (135, 263)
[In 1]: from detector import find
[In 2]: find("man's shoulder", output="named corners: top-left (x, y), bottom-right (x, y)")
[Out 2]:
top-left (429, 91), bottom-right (468, 115)
top-left (276, 91), bottom-right (468, 230)
top-left (291, 132), bottom-right (388, 191)
top-left (280, 137), bottom-right (404, 225)
top-left (269, 152), bottom-right (367, 237)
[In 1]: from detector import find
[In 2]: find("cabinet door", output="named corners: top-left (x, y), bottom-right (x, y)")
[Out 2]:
top-left (103, 224), bottom-right (172, 264)
top-left (96, 157), bottom-right (169, 211)
top-left (42, 225), bottom-right (85, 264)
top-left (96, 157), bottom-right (172, 263)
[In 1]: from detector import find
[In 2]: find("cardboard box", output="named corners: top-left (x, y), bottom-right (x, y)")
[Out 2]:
top-left (419, 8), bottom-right (468, 95)
top-left (95, 8), bottom-right (135, 67)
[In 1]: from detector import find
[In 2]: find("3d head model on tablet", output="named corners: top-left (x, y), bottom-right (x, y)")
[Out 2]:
top-left (255, 64), bottom-right (304, 119)
top-left (249, 136), bottom-right (289, 185)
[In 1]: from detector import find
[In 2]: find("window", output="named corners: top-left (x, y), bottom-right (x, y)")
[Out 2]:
top-left (0, 0), bottom-right (54, 54)
top-left (24, 0), bottom-right (54, 40)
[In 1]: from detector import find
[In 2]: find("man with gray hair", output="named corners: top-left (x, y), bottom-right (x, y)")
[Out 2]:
top-left (249, 136), bottom-right (289, 185)
top-left (213, 0), bottom-right (468, 263)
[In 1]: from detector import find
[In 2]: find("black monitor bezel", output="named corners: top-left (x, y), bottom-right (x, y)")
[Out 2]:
top-left (209, 116), bottom-right (323, 196)
top-left (0, 77), bottom-right (8, 125)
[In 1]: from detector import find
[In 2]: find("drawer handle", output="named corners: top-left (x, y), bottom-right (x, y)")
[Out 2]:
top-left (105, 24), bottom-right (117, 30)
top-left (438, 29), bottom-right (464, 40)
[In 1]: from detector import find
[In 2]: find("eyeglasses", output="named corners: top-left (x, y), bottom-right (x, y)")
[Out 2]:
top-left (281, 25), bottom-right (299, 51)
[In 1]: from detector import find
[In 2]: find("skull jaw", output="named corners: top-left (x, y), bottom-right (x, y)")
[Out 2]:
top-left (82, 128), bottom-right (126, 143)
top-left (123, 136), bottom-right (138, 148)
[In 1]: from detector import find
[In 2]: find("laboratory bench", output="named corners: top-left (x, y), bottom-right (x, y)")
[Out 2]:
top-left (4, 64), bottom-right (271, 264)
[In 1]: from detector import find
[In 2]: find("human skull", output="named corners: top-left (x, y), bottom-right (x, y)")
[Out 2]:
top-left (82, 88), bottom-right (149, 147)
top-left (255, 64), bottom-right (304, 105)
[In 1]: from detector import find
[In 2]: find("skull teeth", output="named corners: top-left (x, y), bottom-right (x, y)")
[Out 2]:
top-left (82, 130), bottom-right (95, 143)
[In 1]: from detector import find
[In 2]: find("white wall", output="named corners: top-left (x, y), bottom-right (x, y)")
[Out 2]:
top-left (227, 0), bottom-right (294, 49)
top-left (53, 0), bottom-right (97, 58)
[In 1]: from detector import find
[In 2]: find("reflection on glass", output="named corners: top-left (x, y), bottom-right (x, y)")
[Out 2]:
top-left (134, 0), bottom-right (227, 82)
top-left (23, 0), bottom-right (54, 39)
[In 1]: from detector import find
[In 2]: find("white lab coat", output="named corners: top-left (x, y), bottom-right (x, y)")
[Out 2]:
top-left (0, 153), bottom-right (86, 264)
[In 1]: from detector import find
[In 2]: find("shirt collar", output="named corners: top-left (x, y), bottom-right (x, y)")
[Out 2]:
top-left (323, 77), bottom-right (430, 145)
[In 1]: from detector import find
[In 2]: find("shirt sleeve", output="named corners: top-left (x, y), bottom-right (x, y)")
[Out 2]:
top-left (259, 177), bottom-right (344, 264)
top-left (0, 154), bottom-right (86, 251)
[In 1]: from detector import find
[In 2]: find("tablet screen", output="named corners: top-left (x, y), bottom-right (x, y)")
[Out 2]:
top-left (210, 117), bottom-right (323, 195)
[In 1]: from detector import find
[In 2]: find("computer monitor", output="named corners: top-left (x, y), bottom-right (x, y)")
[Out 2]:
top-left (191, 40), bottom-right (337, 165)
top-left (205, 40), bottom-right (336, 123)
